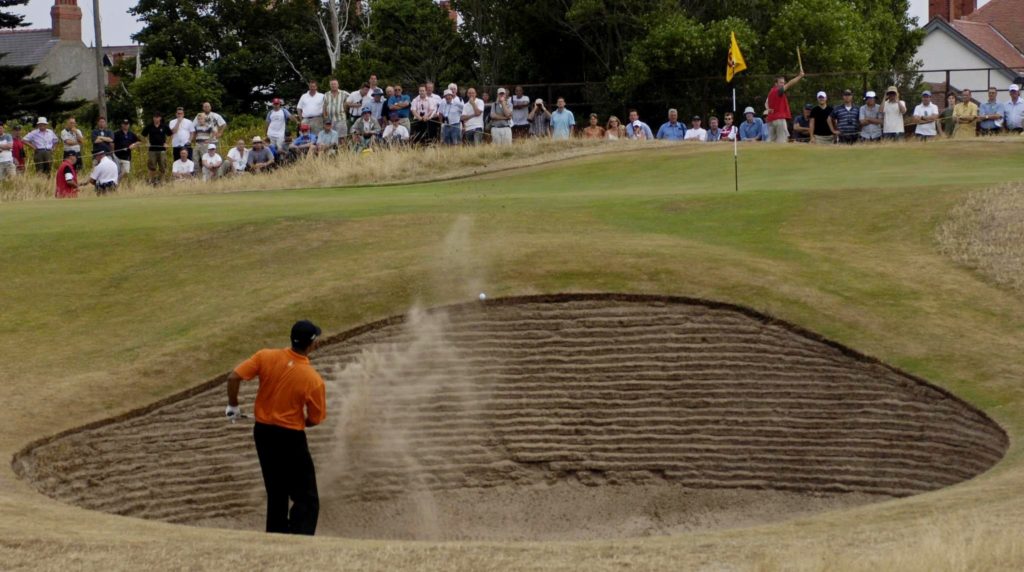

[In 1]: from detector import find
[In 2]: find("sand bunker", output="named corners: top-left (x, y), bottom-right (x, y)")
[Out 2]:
top-left (13, 294), bottom-right (1008, 541)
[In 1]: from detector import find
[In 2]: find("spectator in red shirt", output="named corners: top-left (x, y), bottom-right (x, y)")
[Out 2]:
top-left (55, 153), bottom-right (79, 199)
top-left (764, 72), bottom-right (805, 143)
top-left (11, 124), bottom-right (26, 174)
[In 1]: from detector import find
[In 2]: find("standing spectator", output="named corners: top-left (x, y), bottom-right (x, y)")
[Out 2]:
top-left (24, 117), bottom-right (59, 175)
top-left (198, 102), bottom-right (227, 145)
top-left (720, 112), bottom-right (737, 141)
top-left (316, 120), bottom-right (340, 154)
top-left (201, 144), bottom-right (223, 181)
top-left (461, 87), bottom-right (485, 145)
top-left (92, 117), bottom-right (114, 156)
top-left (55, 152), bottom-right (79, 198)
top-left (705, 116), bottom-right (722, 142)
top-left (425, 82), bottom-right (444, 108)
top-left (792, 104), bottom-right (812, 142)
top-left (226, 139), bottom-right (249, 176)
top-left (381, 113), bottom-right (411, 145)
top-left (345, 83), bottom-right (371, 125)
top-left (528, 99), bottom-right (552, 138)
top-left (369, 88), bottom-right (386, 126)
top-left (952, 89), bottom-right (978, 139)
top-left (764, 72), bottom-right (805, 143)
top-left (247, 137), bottom-right (275, 172)
top-left (1004, 84), bottom-right (1022, 133)
top-left (940, 93), bottom-right (958, 137)
top-left (656, 109), bottom-right (686, 140)
top-left (490, 88), bottom-right (514, 145)
top-left (323, 79), bottom-right (348, 136)
top-left (425, 82), bottom-right (444, 142)
top-left (192, 113), bottom-right (214, 175)
top-left (440, 90), bottom-right (464, 145)
top-left (582, 114), bottom-right (605, 139)
top-left (881, 86), bottom-right (907, 140)
top-left (625, 109), bottom-right (653, 140)
top-left (683, 116), bottom-right (707, 141)
top-left (351, 108), bottom-right (381, 149)
top-left (169, 107), bottom-right (195, 162)
top-left (739, 106), bottom-right (765, 142)
top-left (605, 116), bottom-right (626, 139)
top-left (480, 91), bottom-right (492, 131)
top-left (978, 87), bottom-right (1004, 135)
top-left (381, 85), bottom-right (395, 120)
top-left (447, 83), bottom-right (461, 102)
top-left (266, 98), bottom-right (292, 151)
top-left (140, 112), bottom-right (172, 184)
top-left (85, 149), bottom-right (118, 194)
top-left (807, 94), bottom-right (835, 144)
top-left (411, 85), bottom-right (437, 144)
top-left (297, 80), bottom-right (326, 134)
top-left (112, 119), bottom-right (140, 177)
top-left (0, 122), bottom-right (14, 181)
top-left (913, 91), bottom-right (941, 141)
top-left (550, 97), bottom-right (576, 140)
top-left (172, 148), bottom-right (195, 180)
top-left (60, 117), bottom-right (84, 171)
top-left (859, 91), bottom-right (883, 142)
top-left (368, 74), bottom-right (379, 93)
top-left (831, 89), bottom-right (860, 144)
top-left (388, 84), bottom-right (412, 131)
top-left (289, 124), bottom-right (317, 160)
top-left (11, 124), bottom-right (26, 174)
top-left (511, 86), bottom-right (531, 139)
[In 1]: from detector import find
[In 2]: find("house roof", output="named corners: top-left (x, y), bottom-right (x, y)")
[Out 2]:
top-left (951, 20), bottom-right (1024, 70)
top-left (964, 0), bottom-right (1024, 56)
top-left (0, 29), bottom-right (59, 67)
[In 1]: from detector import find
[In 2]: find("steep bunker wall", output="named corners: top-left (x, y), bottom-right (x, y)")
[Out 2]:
top-left (13, 294), bottom-right (1008, 540)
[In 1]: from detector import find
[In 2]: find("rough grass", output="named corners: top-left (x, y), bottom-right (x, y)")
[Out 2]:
top-left (937, 182), bottom-right (1024, 293)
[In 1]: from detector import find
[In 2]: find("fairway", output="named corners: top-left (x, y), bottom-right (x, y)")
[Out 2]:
top-left (2, 140), bottom-right (1024, 570)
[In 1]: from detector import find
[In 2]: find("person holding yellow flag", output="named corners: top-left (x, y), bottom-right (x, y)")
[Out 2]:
top-left (764, 71), bottom-right (806, 143)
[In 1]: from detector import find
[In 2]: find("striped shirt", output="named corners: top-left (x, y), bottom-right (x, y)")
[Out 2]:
top-left (323, 90), bottom-right (348, 124)
top-left (25, 128), bottom-right (58, 150)
top-left (412, 96), bottom-right (437, 120)
top-left (831, 105), bottom-right (860, 136)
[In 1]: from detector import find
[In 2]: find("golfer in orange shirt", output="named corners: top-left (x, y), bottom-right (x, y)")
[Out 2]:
top-left (225, 320), bottom-right (327, 535)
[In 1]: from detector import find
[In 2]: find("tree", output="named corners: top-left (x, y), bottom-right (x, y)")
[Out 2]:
top-left (0, 54), bottom-right (85, 121)
top-left (130, 0), bottom-right (218, 66)
top-left (129, 59), bottom-right (225, 117)
top-left (317, 0), bottom-right (370, 72)
top-left (0, 0), bottom-right (28, 30)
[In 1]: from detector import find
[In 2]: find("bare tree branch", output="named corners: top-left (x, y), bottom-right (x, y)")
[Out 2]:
top-left (270, 39), bottom-right (305, 81)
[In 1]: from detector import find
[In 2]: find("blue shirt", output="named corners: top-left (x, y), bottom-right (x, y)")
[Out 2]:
top-left (831, 104), bottom-right (860, 136)
top-left (705, 128), bottom-right (722, 142)
top-left (439, 99), bottom-right (464, 126)
top-left (550, 108), bottom-right (576, 140)
top-left (387, 94), bottom-right (411, 119)
top-left (656, 121), bottom-right (686, 140)
top-left (739, 118), bottom-right (764, 141)
top-left (626, 121), bottom-right (654, 140)
top-left (978, 101), bottom-right (1003, 129)
top-left (293, 133), bottom-right (317, 146)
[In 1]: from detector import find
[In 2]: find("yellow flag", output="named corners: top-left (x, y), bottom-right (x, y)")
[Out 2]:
top-left (726, 31), bottom-right (747, 83)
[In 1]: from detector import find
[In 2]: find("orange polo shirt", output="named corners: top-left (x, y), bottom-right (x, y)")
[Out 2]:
top-left (234, 347), bottom-right (326, 431)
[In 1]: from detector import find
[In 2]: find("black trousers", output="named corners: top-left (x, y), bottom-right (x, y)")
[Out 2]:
top-left (253, 422), bottom-right (319, 535)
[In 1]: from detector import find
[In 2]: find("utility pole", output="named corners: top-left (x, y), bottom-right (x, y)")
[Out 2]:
top-left (93, 0), bottom-right (107, 118)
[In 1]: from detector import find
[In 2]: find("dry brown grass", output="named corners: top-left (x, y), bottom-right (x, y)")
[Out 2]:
top-left (937, 182), bottom-right (1024, 292)
top-left (0, 138), bottom-right (659, 202)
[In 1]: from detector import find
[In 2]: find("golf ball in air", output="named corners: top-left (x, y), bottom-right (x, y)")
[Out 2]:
top-left (479, 293), bottom-right (487, 301)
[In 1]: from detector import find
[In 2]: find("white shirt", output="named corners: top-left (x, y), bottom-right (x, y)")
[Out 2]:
top-left (297, 91), bottom-right (325, 118)
top-left (202, 152), bottom-right (223, 179)
top-left (266, 108), bottom-right (289, 139)
top-left (88, 155), bottom-right (119, 184)
top-left (169, 118), bottom-right (195, 147)
top-left (172, 159), bottom-right (195, 176)
top-left (227, 147), bottom-right (248, 171)
top-left (462, 98), bottom-right (485, 130)
top-left (382, 124), bottom-right (410, 141)
top-left (882, 99), bottom-right (906, 134)
top-left (0, 133), bottom-right (12, 163)
top-left (913, 103), bottom-right (940, 136)
top-left (346, 90), bottom-right (369, 117)
top-left (683, 127), bottom-right (707, 142)
top-left (511, 95), bottom-right (530, 126)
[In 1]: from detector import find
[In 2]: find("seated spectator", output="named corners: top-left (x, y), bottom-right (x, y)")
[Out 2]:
top-left (172, 148), bottom-right (195, 180)
top-left (859, 91), bottom-right (882, 142)
top-left (720, 112), bottom-right (737, 141)
top-left (705, 116), bottom-right (722, 142)
top-left (605, 116), bottom-right (626, 139)
top-left (289, 124), bottom-right (317, 160)
top-left (914, 91), bottom-right (941, 141)
top-left (85, 149), bottom-right (118, 194)
top-left (832, 89), bottom-right (860, 144)
top-left (246, 136), bottom-right (275, 172)
top-left (317, 120), bottom-right (340, 154)
top-left (630, 121), bottom-right (649, 140)
top-left (201, 144), bottom-right (223, 181)
top-left (381, 113), bottom-right (411, 145)
top-left (656, 109), bottom-right (686, 140)
top-left (739, 107), bottom-right (764, 141)
top-left (351, 108), bottom-right (381, 149)
top-left (808, 94), bottom-right (835, 144)
top-left (978, 86), bottom-right (1004, 135)
top-left (626, 110), bottom-right (653, 140)
top-left (683, 115), bottom-right (707, 141)
top-left (528, 98), bottom-right (551, 138)
top-left (792, 104), bottom-right (812, 142)
top-left (225, 139), bottom-right (249, 175)
top-left (582, 113), bottom-right (605, 139)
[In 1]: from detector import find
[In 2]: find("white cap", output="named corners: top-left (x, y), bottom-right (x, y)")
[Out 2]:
top-left (447, 83), bottom-right (457, 91)
top-left (1010, 84), bottom-right (1020, 92)
top-left (743, 106), bottom-right (755, 115)
top-left (497, 87), bottom-right (507, 95)
top-left (207, 143), bottom-right (217, 150)
top-left (443, 89), bottom-right (453, 96)
top-left (535, 98), bottom-right (543, 105)
top-left (251, 135), bottom-right (263, 143)
top-left (36, 117), bottom-right (48, 125)
top-left (865, 90), bottom-right (877, 98)
top-left (816, 91), bottom-right (827, 99)
top-left (631, 120), bottom-right (642, 128)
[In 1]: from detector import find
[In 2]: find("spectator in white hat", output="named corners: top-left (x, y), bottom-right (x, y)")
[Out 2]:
top-left (528, 98), bottom-right (551, 138)
top-left (1004, 84), bottom-right (1022, 133)
top-left (439, 89), bottom-right (464, 145)
top-left (626, 109), bottom-right (653, 140)
top-left (23, 117), bottom-right (58, 175)
top-left (739, 106), bottom-right (766, 142)
top-left (807, 93), bottom-right (834, 144)
top-left (201, 143), bottom-right (223, 181)
top-left (859, 91), bottom-right (883, 141)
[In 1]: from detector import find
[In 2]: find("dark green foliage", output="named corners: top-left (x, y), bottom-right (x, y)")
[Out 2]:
top-left (128, 59), bottom-right (225, 118)
top-left (0, 54), bottom-right (85, 123)
top-left (0, 0), bottom-right (28, 30)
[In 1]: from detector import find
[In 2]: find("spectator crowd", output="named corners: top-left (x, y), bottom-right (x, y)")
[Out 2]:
top-left (1, 74), bottom-right (1021, 199)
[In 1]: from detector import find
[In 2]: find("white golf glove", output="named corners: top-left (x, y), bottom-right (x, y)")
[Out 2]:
top-left (225, 404), bottom-right (241, 420)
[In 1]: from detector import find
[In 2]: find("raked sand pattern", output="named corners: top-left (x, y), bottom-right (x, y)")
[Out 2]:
top-left (13, 294), bottom-right (1008, 541)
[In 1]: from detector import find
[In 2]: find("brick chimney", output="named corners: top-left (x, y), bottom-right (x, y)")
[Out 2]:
top-left (51, 0), bottom-right (82, 42)
top-left (929, 0), bottom-right (977, 22)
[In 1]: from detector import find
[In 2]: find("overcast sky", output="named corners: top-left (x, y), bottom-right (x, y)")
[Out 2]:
top-left (9, 0), bottom-right (993, 47)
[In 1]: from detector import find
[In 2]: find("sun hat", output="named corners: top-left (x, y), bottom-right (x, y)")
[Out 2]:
top-left (207, 143), bottom-right (217, 150)
top-left (865, 90), bottom-right (877, 98)
top-left (886, 85), bottom-right (898, 94)
top-left (816, 91), bottom-right (827, 99)
top-left (497, 87), bottom-right (507, 95)
top-left (443, 89), bottom-right (453, 96)
top-left (372, 88), bottom-right (384, 96)
top-left (361, 107), bottom-right (372, 114)
top-left (36, 117), bottom-right (48, 125)
top-left (1009, 84), bottom-right (1020, 92)
top-left (743, 106), bottom-right (755, 115)
top-left (291, 320), bottom-right (321, 347)
top-left (251, 135), bottom-right (263, 143)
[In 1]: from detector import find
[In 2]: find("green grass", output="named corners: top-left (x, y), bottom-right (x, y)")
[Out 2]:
top-left (2, 139), bottom-right (1024, 570)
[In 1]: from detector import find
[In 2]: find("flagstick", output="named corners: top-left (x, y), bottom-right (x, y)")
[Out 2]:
top-left (733, 87), bottom-right (739, 192)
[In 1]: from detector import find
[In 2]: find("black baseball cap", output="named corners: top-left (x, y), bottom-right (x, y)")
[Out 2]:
top-left (291, 320), bottom-right (322, 346)
top-left (803, 103), bottom-right (814, 110)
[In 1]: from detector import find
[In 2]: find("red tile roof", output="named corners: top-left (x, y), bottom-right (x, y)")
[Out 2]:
top-left (964, 0), bottom-right (1024, 56)
top-left (951, 19), bottom-right (1024, 70)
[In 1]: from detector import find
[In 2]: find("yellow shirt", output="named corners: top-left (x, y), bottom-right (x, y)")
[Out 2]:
top-left (952, 102), bottom-right (978, 138)
top-left (234, 348), bottom-right (326, 431)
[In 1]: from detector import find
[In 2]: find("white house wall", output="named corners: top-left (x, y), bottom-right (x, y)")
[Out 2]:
top-left (36, 43), bottom-right (102, 103)
top-left (918, 28), bottom-right (1014, 92)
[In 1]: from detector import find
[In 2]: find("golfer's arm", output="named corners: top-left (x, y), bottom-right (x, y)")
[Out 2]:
top-left (226, 371), bottom-right (242, 406)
